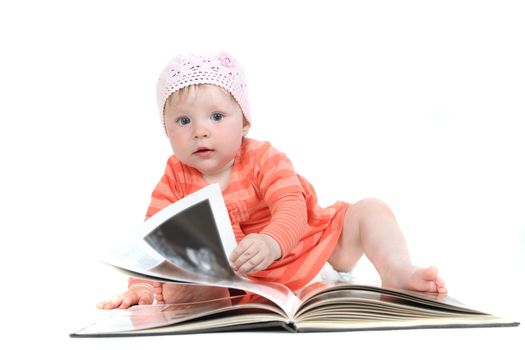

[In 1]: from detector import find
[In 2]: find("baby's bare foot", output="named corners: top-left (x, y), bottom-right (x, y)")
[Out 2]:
top-left (381, 265), bottom-right (447, 294)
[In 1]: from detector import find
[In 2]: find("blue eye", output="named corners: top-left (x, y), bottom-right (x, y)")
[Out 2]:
top-left (176, 116), bottom-right (191, 126)
top-left (210, 112), bottom-right (224, 122)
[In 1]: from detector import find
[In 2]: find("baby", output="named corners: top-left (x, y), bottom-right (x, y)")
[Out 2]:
top-left (98, 51), bottom-right (446, 309)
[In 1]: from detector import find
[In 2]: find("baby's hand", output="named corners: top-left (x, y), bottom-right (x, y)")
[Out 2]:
top-left (230, 233), bottom-right (282, 274)
top-left (96, 284), bottom-right (155, 310)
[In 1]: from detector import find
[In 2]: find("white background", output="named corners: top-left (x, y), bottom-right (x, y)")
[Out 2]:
top-left (0, 0), bottom-right (523, 348)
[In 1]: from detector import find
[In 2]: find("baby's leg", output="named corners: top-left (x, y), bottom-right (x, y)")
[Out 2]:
top-left (328, 199), bottom-right (447, 293)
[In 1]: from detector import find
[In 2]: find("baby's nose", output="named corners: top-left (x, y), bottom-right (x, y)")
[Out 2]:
top-left (193, 125), bottom-right (210, 138)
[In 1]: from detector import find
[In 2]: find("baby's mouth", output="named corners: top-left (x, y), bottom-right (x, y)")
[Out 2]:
top-left (193, 147), bottom-right (215, 158)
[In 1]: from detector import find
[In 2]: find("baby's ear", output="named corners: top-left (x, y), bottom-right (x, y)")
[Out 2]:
top-left (242, 119), bottom-right (250, 136)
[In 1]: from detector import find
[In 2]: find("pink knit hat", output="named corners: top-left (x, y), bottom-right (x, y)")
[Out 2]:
top-left (156, 51), bottom-right (250, 133)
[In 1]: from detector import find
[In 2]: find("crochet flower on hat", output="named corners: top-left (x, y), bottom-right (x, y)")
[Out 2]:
top-left (219, 52), bottom-right (235, 68)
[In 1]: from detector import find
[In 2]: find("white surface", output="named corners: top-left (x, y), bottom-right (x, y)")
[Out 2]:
top-left (1, 0), bottom-right (523, 347)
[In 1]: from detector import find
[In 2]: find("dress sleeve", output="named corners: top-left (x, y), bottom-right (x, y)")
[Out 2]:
top-left (145, 156), bottom-right (184, 219)
top-left (254, 144), bottom-right (307, 258)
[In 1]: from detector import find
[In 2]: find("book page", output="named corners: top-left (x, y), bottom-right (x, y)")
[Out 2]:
top-left (295, 281), bottom-right (488, 315)
top-left (73, 294), bottom-right (291, 336)
top-left (102, 184), bottom-right (300, 317)
top-left (139, 184), bottom-right (237, 264)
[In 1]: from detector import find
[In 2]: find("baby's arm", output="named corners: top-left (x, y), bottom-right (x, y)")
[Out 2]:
top-left (97, 278), bottom-right (162, 310)
top-left (230, 192), bottom-right (307, 274)
top-left (230, 144), bottom-right (308, 274)
top-left (99, 158), bottom-right (184, 310)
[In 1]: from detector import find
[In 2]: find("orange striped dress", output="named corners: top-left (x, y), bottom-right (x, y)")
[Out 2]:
top-left (145, 138), bottom-right (350, 291)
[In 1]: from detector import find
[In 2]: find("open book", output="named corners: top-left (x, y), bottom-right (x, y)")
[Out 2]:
top-left (71, 184), bottom-right (519, 337)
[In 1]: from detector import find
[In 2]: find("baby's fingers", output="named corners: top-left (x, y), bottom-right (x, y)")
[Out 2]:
top-left (137, 291), bottom-right (154, 305)
top-left (248, 259), bottom-right (270, 274)
top-left (97, 295), bottom-right (124, 310)
top-left (230, 240), bottom-right (255, 267)
top-left (237, 253), bottom-right (265, 274)
top-left (118, 294), bottom-right (138, 309)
